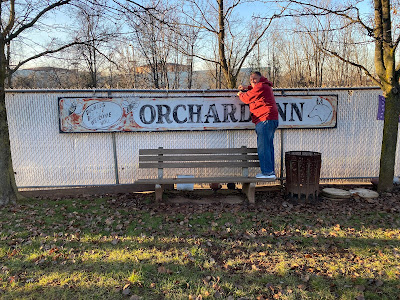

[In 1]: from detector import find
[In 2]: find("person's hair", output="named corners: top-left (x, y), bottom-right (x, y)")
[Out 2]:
top-left (250, 71), bottom-right (262, 77)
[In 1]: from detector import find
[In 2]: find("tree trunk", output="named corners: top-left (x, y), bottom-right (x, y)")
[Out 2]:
top-left (0, 39), bottom-right (18, 206)
top-left (378, 87), bottom-right (400, 191)
top-left (217, 0), bottom-right (236, 89)
top-left (6, 42), bottom-right (12, 88)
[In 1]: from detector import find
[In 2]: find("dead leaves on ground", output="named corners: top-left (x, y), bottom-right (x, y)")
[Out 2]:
top-left (0, 186), bottom-right (399, 298)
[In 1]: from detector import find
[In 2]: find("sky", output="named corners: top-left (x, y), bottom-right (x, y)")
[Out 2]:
top-left (16, 0), bottom-right (376, 70)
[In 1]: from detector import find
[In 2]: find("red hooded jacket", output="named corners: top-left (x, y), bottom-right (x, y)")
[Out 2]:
top-left (238, 76), bottom-right (279, 124)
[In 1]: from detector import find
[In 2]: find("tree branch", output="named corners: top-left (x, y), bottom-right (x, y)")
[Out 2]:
top-left (10, 40), bottom-right (87, 75)
top-left (225, 0), bottom-right (242, 19)
top-left (4, 0), bottom-right (15, 36)
top-left (235, 11), bottom-right (283, 74)
top-left (6, 0), bottom-right (71, 42)
top-left (180, 0), bottom-right (217, 33)
top-left (284, 0), bottom-right (374, 36)
top-left (394, 34), bottom-right (400, 50)
top-left (125, 0), bottom-right (156, 12)
top-left (306, 30), bottom-right (382, 87)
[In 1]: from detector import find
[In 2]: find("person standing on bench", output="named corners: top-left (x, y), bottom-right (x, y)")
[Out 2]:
top-left (237, 71), bottom-right (279, 179)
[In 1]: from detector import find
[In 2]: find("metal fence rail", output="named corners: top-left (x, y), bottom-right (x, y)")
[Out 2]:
top-left (5, 87), bottom-right (399, 188)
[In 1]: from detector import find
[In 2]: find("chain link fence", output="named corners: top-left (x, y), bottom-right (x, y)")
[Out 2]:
top-left (5, 87), bottom-right (398, 188)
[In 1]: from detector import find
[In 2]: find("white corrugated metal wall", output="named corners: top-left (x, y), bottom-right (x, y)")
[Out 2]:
top-left (5, 88), bottom-right (399, 188)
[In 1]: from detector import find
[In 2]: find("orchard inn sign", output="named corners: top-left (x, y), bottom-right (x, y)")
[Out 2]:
top-left (58, 95), bottom-right (337, 133)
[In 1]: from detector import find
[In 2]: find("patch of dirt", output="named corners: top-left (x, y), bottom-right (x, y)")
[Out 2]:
top-left (165, 189), bottom-right (245, 204)
top-left (25, 183), bottom-right (400, 216)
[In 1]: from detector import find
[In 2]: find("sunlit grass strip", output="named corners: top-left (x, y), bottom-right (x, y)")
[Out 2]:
top-left (0, 195), bottom-right (400, 299)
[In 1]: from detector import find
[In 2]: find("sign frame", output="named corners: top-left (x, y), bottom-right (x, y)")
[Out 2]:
top-left (58, 94), bottom-right (338, 133)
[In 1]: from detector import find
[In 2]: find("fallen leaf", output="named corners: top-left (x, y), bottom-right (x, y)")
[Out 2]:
top-left (355, 285), bottom-right (365, 292)
top-left (375, 279), bottom-right (384, 287)
top-left (297, 284), bottom-right (306, 290)
top-left (214, 291), bottom-right (222, 298)
top-left (301, 274), bottom-right (310, 282)
top-left (158, 266), bottom-right (172, 274)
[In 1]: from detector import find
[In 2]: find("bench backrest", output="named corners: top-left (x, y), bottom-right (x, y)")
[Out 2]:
top-left (139, 146), bottom-right (260, 178)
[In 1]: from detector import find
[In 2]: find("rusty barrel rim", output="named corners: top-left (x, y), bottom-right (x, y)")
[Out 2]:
top-left (285, 151), bottom-right (321, 157)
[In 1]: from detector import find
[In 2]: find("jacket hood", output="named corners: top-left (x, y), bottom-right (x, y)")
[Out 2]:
top-left (260, 76), bottom-right (273, 87)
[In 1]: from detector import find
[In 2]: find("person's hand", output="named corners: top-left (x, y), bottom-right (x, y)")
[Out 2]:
top-left (237, 91), bottom-right (243, 96)
top-left (238, 85), bottom-right (245, 90)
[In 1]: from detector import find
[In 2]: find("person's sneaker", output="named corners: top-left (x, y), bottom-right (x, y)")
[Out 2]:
top-left (255, 173), bottom-right (276, 180)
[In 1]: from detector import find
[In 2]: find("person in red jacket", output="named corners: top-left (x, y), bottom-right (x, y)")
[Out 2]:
top-left (237, 71), bottom-right (279, 179)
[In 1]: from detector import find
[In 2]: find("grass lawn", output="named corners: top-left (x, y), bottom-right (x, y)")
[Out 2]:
top-left (0, 187), bottom-right (399, 299)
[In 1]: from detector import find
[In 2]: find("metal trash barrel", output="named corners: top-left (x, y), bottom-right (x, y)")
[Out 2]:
top-left (285, 151), bottom-right (322, 201)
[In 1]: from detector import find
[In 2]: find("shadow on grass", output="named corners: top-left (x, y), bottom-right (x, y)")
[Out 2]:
top-left (1, 191), bottom-right (400, 299)
top-left (1, 254), bottom-right (399, 300)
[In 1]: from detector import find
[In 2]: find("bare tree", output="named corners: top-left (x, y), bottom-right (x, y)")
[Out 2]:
top-left (130, 10), bottom-right (169, 88)
top-left (0, 1), bottom-right (77, 206)
top-left (118, 0), bottom-right (185, 89)
top-left (0, 0), bottom-right (150, 206)
top-left (323, 18), bottom-right (373, 87)
top-left (72, 1), bottom-right (119, 88)
top-left (182, 0), bottom-right (284, 88)
top-left (264, 33), bottom-right (282, 86)
top-left (275, 32), bottom-right (308, 87)
top-left (299, 15), bottom-right (332, 86)
top-left (265, 14), bottom-right (372, 88)
top-left (183, 24), bottom-right (200, 89)
top-left (280, 0), bottom-right (400, 191)
top-left (109, 43), bottom-right (137, 88)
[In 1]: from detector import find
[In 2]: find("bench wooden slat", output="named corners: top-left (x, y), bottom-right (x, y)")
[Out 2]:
top-left (139, 161), bottom-right (260, 168)
top-left (136, 147), bottom-right (267, 204)
top-left (139, 154), bottom-right (259, 162)
top-left (135, 176), bottom-right (276, 184)
top-left (139, 148), bottom-right (258, 155)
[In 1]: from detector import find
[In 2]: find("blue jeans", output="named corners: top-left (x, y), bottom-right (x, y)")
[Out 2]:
top-left (255, 120), bottom-right (279, 175)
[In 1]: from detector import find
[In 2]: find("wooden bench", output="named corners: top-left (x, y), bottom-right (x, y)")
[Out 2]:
top-left (135, 146), bottom-right (277, 203)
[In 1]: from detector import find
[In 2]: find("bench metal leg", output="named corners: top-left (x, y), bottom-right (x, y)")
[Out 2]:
top-left (155, 184), bottom-right (163, 203)
top-left (242, 183), bottom-right (256, 204)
